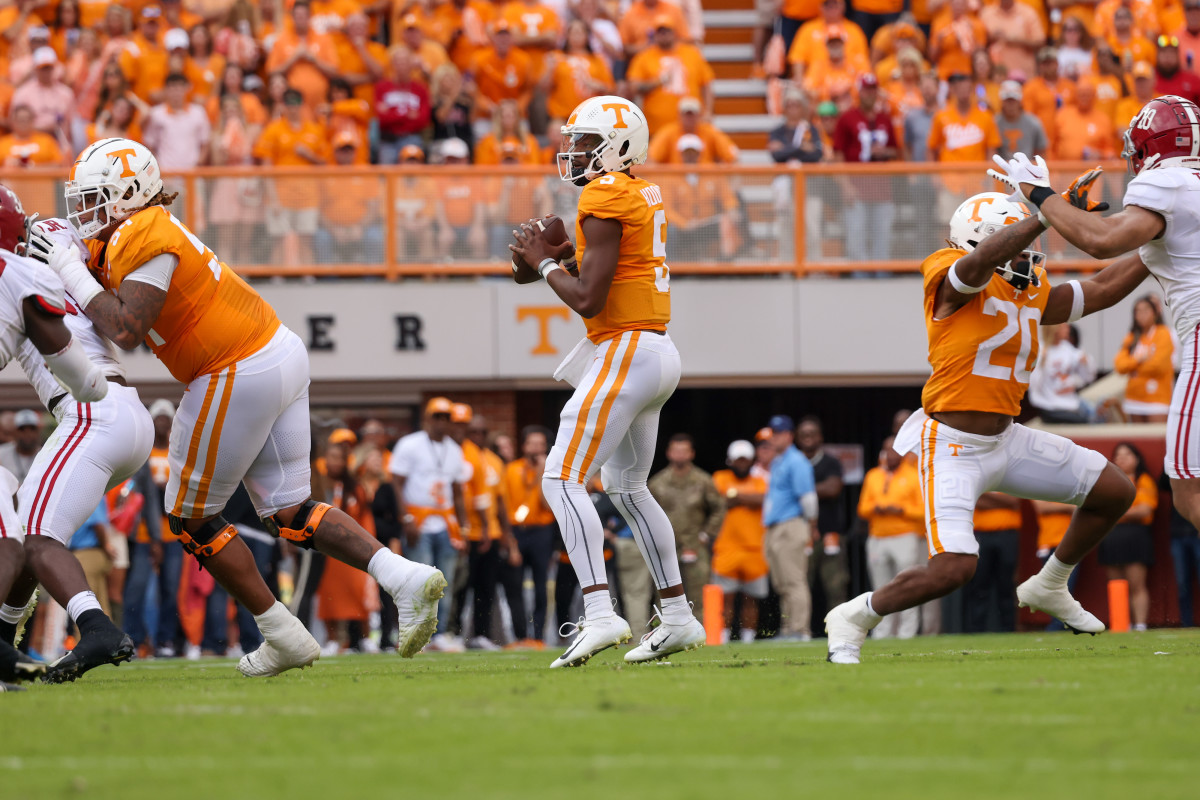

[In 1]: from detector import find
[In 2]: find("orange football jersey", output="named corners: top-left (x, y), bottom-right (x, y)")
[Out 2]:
top-left (91, 207), bottom-right (281, 384)
top-left (575, 171), bottom-right (671, 345)
top-left (921, 247), bottom-right (1050, 416)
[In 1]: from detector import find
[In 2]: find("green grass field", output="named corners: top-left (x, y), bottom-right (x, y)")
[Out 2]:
top-left (3, 631), bottom-right (1197, 800)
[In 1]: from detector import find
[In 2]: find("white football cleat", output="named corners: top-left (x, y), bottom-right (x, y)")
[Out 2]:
top-left (624, 612), bottom-right (706, 663)
top-left (550, 615), bottom-right (632, 668)
top-left (1017, 576), bottom-right (1105, 634)
top-left (825, 593), bottom-right (882, 665)
top-left (391, 564), bottom-right (448, 657)
top-left (238, 616), bottom-right (321, 677)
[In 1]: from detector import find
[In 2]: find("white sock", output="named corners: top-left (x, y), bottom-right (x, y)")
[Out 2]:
top-left (739, 628), bottom-right (756, 643)
top-left (253, 600), bottom-right (294, 637)
top-left (542, 475), bottom-right (609, 588)
top-left (865, 592), bottom-right (879, 616)
top-left (65, 591), bottom-right (101, 624)
top-left (1040, 554), bottom-right (1075, 589)
top-left (607, 487), bottom-right (683, 590)
top-left (0, 603), bottom-right (28, 624)
top-left (367, 547), bottom-right (418, 595)
top-left (660, 594), bottom-right (691, 625)
top-left (583, 589), bottom-right (614, 621)
top-left (851, 592), bottom-right (883, 629)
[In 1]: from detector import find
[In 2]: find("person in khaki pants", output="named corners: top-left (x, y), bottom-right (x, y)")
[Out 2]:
top-left (761, 415), bottom-right (818, 640)
top-left (69, 503), bottom-right (116, 618)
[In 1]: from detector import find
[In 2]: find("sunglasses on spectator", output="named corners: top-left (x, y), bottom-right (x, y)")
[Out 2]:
top-left (1159, 35), bottom-right (1180, 47)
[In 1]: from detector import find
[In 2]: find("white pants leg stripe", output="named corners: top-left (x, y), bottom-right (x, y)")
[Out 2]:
top-left (27, 403), bottom-right (91, 536)
top-left (558, 333), bottom-right (636, 483)
top-left (171, 367), bottom-right (235, 516)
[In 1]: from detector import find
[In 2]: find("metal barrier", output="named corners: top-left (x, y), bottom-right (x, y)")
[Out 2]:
top-left (1, 161), bottom-right (1127, 279)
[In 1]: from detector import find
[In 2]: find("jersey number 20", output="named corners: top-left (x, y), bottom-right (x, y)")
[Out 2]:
top-left (972, 297), bottom-right (1040, 383)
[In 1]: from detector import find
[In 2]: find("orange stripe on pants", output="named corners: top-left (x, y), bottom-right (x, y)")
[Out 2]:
top-left (576, 332), bottom-right (641, 482)
top-left (189, 365), bottom-right (238, 513)
top-left (925, 419), bottom-right (943, 554)
top-left (172, 373), bottom-right (222, 517)
top-left (559, 339), bottom-right (621, 481)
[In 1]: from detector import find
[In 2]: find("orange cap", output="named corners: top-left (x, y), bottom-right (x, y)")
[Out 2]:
top-left (426, 396), bottom-right (453, 416)
top-left (332, 129), bottom-right (358, 149)
top-left (652, 14), bottom-right (675, 30)
top-left (402, 13), bottom-right (421, 28)
top-left (1132, 60), bottom-right (1154, 79)
top-left (400, 143), bottom-right (425, 161)
top-left (492, 19), bottom-right (511, 33)
top-left (754, 427), bottom-right (773, 442)
top-left (329, 428), bottom-right (358, 445)
top-left (451, 402), bottom-right (473, 423)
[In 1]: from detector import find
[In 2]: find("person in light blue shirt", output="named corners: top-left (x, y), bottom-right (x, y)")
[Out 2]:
top-left (68, 502), bottom-right (115, 618)
top-left (761, 415), bottom-right (818, 640)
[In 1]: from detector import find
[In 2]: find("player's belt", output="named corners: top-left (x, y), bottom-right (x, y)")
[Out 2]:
top-left (47, 375), bottom-right (128, 412)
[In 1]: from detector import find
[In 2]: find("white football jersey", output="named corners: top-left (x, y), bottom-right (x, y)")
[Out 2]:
top-left (17, 218), bottom-right (124, 408)
top-left (388, 430), bottom-right (466, 532)
top-left (0, 248), bottom-right (65, 373)
top-left (1124, 166), bottom-right (1200, 338)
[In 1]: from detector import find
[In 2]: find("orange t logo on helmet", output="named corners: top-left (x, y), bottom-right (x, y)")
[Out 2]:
top-left (107, 148), bottom-right (139, 179)
top-left (602, 103), bottom-right (630, 129)
top-left (966, 196), bottom-right (993, 222)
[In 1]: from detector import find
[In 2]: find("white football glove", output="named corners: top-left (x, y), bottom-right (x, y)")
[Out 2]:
top-left (987, 152), bottom-right (1053, 204)
top-left (26, 223), bottom-right (104, 309)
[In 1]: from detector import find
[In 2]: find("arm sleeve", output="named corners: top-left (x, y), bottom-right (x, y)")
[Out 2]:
top-left (121, 253), bottom-right (179, 292)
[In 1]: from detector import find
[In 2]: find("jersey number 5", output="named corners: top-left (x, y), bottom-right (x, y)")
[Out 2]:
top-left (652, 209), bottom-right (670, 293)
top-left (972, 297), bottom-right (1040, 383)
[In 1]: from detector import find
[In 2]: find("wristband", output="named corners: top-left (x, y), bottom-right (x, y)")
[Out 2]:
top-left (947, 261), bottom-right (986, 294)
top-left (538, 258), bottom-right (562, 279)
top-left (1067, 279), bottom-right (1085, 323)
top-left (1027, 185), bottom-right (1055, 208)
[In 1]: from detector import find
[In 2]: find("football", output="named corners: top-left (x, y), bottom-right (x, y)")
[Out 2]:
top-left (512, 214), bottom-right (572, 282)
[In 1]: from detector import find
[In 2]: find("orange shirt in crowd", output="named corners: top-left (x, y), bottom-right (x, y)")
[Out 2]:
top-left (266, 28), bottom-right (341, 110)
top-left (974, 502), bottom-right (1022, 533)
top-left (505, 459), bottom-right (555, 526)
top-left (0, 132), bottom-right (63, 166)
top-left (119, 34), bottom-right (169, 102)
top-left (310, 0), bottom-right (361, 36)
top-left (489, 172), bottom-right (545, 224)
top-left (853, 0), bottom-right (905, 15)
top-left (858, 462), bottom-right (924, 538)
top-left (930, 15), bottom-right (989, 79)
top-left (335, 36), bottom-right (389, 104)
top-left (711, 469), bottom-right (769, 582)
top-left (1115, 94), bottom-right (1154, 131)
top-left (433, 0), bottom-right (495, 71)
top-left (1125, 472), bottom-right (1159, 524)
top-left (1093, 74), bottom-right (1123, 121)
top-left (501, 1), bottom-right (562, 76)
top-left (1114, 324), bottom-right (1175, 408)
top-left (928, 105), bottom-right (1001, 161)
top-left (648, 121), bottom-right (740, 164)
top-left (474, 132), bottom-right (541, 164)
top-left (1107, 33), bottom-right (1157, 66)
top-left (392, 5), bottom-right (453, 47)
top-left (316, 482), bottom-right (376, 624)
top-left (1052, 104), bottom-right (1117, 159)
top-left (206, 92), bottom-right (269, 127)
top-left (1095, 0), bottom-right (1161, 41)
top-left (660, 172), bottom-right (738, 227)
top-left (1037, 508), bottom-right (1072, 552)
top-left (435, 174), bottom-right (488, 225)
top-left (782, 0), bottom-right (823, 19)
top-left (322, 174), bottom-right (379, 228)
top-left (471, 45), bottom-right (534, 115)
top-left (545, 52), bottom-right (614, 120)
top-left (1023, 75), bottom-right (1074, 146)
top-left (788, 19), bottom-right (871, 73)
top-left (410, 38), bottom-right (451, 81)
top-left (803, 58), bottom-right (860, 105)
top-left (625, 43), bottom-right (715, 132)
top-left (253, 117), bottom-right (331, 208)
top-left (619, 0), bottom-right (690, 51)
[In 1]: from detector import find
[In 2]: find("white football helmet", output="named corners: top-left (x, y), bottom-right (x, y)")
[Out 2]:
top-left (948, 192), bottom-right (1045, 291)
top-left (65, 138), bottom-right (163, 239)
top-left (558, 95), bottom-right (650, 185)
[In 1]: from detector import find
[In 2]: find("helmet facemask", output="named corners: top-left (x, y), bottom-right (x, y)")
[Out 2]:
top-left (557, 132), bottom-right (607, 186)
top-left (66, 182), bottom-right (123, 240)
top-left (995, 250), bottom-right (1045, 292)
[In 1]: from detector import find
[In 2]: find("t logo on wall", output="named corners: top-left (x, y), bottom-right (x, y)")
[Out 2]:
top-left (517, 306), bottom-right (570, 355)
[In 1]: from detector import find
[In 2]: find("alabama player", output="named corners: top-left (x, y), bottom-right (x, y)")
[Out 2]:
top-left (825, 187), bottom-right (1152, 664)
top-left (32, 139), bottom-right (444, 677)
top-left (0, 184), bottom-right (110, 686)
top-left (509, 96), bottom-right (706, 667)
top-left (991, 95), bottom-right (1200, 535)
top-left (0, 217), bottom-right (154, 683)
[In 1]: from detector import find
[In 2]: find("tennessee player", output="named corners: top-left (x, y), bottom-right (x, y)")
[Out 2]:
top-left (33, 138), bottom-right (446, 677)
top-left (510, 95), bottom-right (706, 668)
top-left (825, 186), bottom-right (1151, 664)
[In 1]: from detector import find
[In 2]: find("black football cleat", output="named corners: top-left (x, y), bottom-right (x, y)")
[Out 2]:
top-left (0, 640), bottom-right (44, 683)
top-left (43, 628), bottom-right (135, 684)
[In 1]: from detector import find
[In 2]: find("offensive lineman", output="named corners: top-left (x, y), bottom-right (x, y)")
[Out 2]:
top-left (825, 186), bottom-right (1152, 664)
top-left (32, 139), bottom-right (444, 677)
top-left (990, 95), bottom-right (1200, 535)
top-left (0, 184), bottom-right (110, 687)
top-left (509, 96), bottom-right (706, 667)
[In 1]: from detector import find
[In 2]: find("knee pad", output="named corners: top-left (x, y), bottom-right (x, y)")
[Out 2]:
top-left (169, 515), bottom-right (238, 561)
top-left (262, 499), bottom-right (332, 550)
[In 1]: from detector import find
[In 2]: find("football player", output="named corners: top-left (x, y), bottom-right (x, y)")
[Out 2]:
top-left (32, 139), bottom-right (445, 677)
top-left (992, 95), bottom-right (1200, 534)
top-left (509, 96), bottom-right (707, 667)
top-left (0, 184), bottom-right (110, 687)
top-left (825, 187), bottom-right (1152, 664)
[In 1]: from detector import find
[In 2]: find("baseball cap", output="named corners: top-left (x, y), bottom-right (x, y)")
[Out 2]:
top-left (1132, 60), bottom-right (1154, 79)
top-left (425, 396), bottom-right (453, 416)
top-left (947, 71), bottom-right (970, 82)
top-left (164, 27), bottom-right (190, 50)
top-left (676, 133), bottom-right (704, 153)
top-left (242, 74), bottom-right (265, 92)
top-left (32, 46), bottom-right (57, 68)
top-left (727, 440), bottom-right (755, 462)
top-left (892, 22), bottom-right (920, 40)
top-left (148, 398), bottom-right (175, 419)
top-left (653, 14), bottom-right (675, 30)
top-left (999, 80), bottom-right (1023, 101)
top-left (332, 130), bottom-right (358, 149)
top-left (450, 402), bottom-right (473, 423)
top-left (1037, 46), bottom-right (1058, 62)
top-left (440, 137), bottom-right (469, 160)
top-left (400, 144), bottom-right (425, 162)
top-left (826, 26), bottom-right (846, 42)
top-left (678, 96), bottom-right (702, 114)
top-left (754, 427), bottom-right (773, 443)
top-left (857, 72), bottom-right (878, 90)
top-left (492, 19), bottom-right (511, 33)
top-left (817, 100), bottom-right (838, 117)
top-left (14, 409), bottom-right (39, 429)
top-left (768, 414), bottom-right (795, 433)
top-left (329, 428), bottom-right (358, 445)
top-left (142, 5), bottom-right (162, 19)
top-left (402, 13), bottom-right (422, 28)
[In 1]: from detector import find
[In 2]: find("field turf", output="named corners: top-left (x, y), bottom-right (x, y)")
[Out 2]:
top-left (3, 630), bottom-right (1197, 800)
